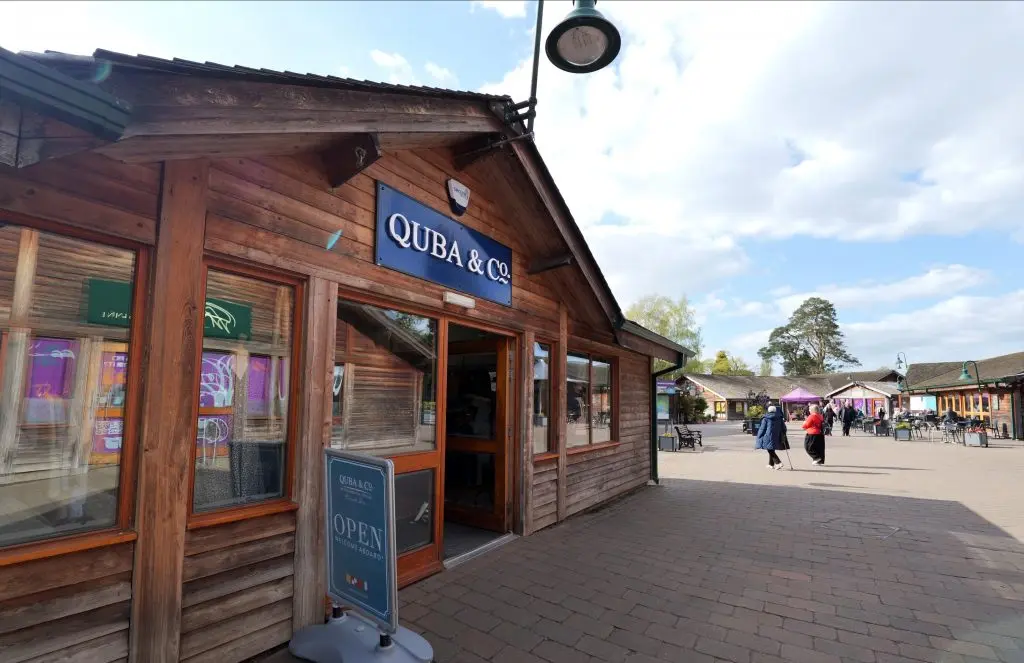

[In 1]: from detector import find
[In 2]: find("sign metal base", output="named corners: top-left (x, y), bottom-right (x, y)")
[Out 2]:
top-left (289, 611), bottom-right (433, 663)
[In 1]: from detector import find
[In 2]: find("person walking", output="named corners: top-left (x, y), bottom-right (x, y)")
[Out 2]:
top-left (841, 403), bottom-right (856, 437)
top-left (823, 402), bottom-right (836, 436)
top-left (803, 404), bottom-right (826, 465)
top-left (755, 405), bottom-right (789, 470)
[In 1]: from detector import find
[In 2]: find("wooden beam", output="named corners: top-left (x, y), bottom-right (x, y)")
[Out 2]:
top-left (521, 330), bottom-right (535, 536)
top-left (556, 304), bottom-right (568, 523)
top-left (320, 134), bottom-right (381, 189)
top-left (292, 276), bottom-right (338, 630)
top-left (0, 100), bottom-right (20, 168)
top-left (0, 229), bottom-right (37, 473)
top-left (130, 159), bottom-right (209, 663)
top-left (527, 254), bottom-right (573, 276)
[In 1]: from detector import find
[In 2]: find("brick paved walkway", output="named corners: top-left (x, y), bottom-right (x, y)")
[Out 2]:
top-left (278, 432), bottom-right (1024, 663)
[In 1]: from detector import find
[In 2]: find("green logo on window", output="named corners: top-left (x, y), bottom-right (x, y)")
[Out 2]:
top-left (86, 279), bottom-right (252, 340)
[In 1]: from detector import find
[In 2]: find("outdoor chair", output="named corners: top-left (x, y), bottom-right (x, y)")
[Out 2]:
top-left (674, 425), bottom-right (700, 450)
top-left (676, 422), bottom-right (702, 446)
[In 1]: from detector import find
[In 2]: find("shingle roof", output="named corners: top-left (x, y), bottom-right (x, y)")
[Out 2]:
top-left (825, 381), bottom-right (902, 398)
top-left (909, 352), bottom-right (1024, 391)
top-left (804, 369), bottom-right (899, 383)
top-left (22, 49), bottom-right (510, 104)
top-left (682, 372), bottom-right (902, 401)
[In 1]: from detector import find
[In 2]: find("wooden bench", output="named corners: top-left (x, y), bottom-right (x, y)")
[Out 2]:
top-left (674, 424), bottom-right (702, 450)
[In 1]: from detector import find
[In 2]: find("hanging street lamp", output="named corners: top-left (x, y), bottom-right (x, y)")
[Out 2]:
top-left (545, 0), bottom-right (622, 74)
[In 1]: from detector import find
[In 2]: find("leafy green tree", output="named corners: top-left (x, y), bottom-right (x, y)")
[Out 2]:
top-left (684, 357), bottom-right (711, 374)
top-left (758, 356), bottom-right (773, 376)
top-left (626, 294), bottom-right (703, 378)
top-left (710, 350), bottom-right (754, 376)
top-left (757, 297), bottom-right (859, 375)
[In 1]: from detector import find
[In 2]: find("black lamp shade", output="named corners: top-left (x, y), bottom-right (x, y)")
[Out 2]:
top-left (545, 0), bottom-right (622, 74)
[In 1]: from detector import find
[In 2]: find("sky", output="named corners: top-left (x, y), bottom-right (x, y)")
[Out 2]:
top-left (5, 0), bottom-right (1024, 372)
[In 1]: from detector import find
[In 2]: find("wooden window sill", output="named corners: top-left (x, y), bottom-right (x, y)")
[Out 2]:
top-left (187, 499), bottom-right (299, 530)
top-left (0, 529), bottom-right (137, 567)
top-left (567, 441), bottom-right (621, 456)
top-left (533, 452), bottom-right (558, 463)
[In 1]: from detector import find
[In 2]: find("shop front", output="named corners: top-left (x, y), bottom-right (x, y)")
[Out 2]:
top-left (0, 48), bottom-right (690, 663)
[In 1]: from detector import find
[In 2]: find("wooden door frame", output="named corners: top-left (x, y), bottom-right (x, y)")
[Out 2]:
top-left (334, 286), bottom-right (521, 587)
top-left (443, 331), bottom-right (511, 533)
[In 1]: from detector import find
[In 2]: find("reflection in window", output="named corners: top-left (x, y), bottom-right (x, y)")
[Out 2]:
top-left (533, 342), bottom-right (552, 454)
top-left (566, 353), bottom-right (614, 448)
top-left (332, 301), bottom-right (437, 456)
top-left (395, 469), bottom-right (433, 554)
top-left (192, 269), bottom-right (294, 513)
top-left (0, 226), bottom-right (136, 548)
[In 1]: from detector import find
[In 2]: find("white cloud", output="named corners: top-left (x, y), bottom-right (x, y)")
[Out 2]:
top-left (424, 62), bottom-right (457, 86)
top-left (481, 2), bottom-right (1024, 303)
top-left (775, 265), bottom-right (991, 316)
top-left (369, 49), bottom-right (418, 85)
top-left (470, 1), bottom-right (528, 19)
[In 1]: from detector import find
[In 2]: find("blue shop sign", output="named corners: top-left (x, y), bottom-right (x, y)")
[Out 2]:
top-left (324, 449), bottom-right (399, 633)
top-left (375, 182), bottom-right (513, 306)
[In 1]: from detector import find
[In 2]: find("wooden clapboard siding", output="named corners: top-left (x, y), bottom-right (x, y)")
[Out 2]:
top-left (203, 150), bottom-right (567, 336)
top-left (531, 460), bottom-right (558, 531)
top-left (178, 511), bottom-right (296, 663)
top-left (0, 542), bottom-right (133, 662)
top-left (0, 152), bottom-right (158, 245)
top-left (565, 351), bottom-right (650, 519)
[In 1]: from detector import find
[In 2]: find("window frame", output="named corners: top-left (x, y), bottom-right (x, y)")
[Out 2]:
top-left (0, 210), bottom-right (149, 562)
top-left (565, 350), bottom-right (618, 451)
top-left (532, 337), bottom-right (557, 459)
top-left (186, 257), bottom-right (305, 529)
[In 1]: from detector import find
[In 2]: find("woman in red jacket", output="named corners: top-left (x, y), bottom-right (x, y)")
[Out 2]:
top-left (802, 404), bottom-right (826, 465)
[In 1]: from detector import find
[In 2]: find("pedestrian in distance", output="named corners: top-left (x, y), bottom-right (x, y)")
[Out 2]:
top-left (803, 404), bottom-right (826, 465)
top-left (823, 402), bottom-right (836, 436)
top-left (841, 403), bottom-right (856, 437)
top-left (755, 405), bottom-right (790, 470)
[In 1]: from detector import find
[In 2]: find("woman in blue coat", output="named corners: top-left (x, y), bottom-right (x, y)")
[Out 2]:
top-left (755, 405), bottom-right (789, 469)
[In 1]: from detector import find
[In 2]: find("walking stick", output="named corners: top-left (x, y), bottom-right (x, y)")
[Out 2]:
top-left (783, 448), bottom-right (794, 470)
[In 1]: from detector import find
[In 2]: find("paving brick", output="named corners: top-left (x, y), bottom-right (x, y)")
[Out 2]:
top-left (454, 606), bottom-right (503, 633)
top-left (576, 634), bottom-right (632, 663)
top-left (607, 628), bottom-right (664, 657)
top-left (758, 624), bottom-right (814, 649)
top-left (491, 622), bottom-right (544, 651)
top-left (928, 636), bottom-right (999, 660)
top-left (644, 622), bottom-right (697, 649)
top-left (534, 640), bottom-right (594, 663)
top-left (535, 617), bottom-right (586, 647)
top-left (459, 627), bottom-right (507, 659)
top-left (726, 629), bottom-right (783, 656)
top-left (779, 644), bottom-right (842, 663)
top-left (628, 603), bottom-right (677, 628)
top-left (694, 635), bottom-right (753, 662)
top-left (563, 595), bottom-right (607, 619)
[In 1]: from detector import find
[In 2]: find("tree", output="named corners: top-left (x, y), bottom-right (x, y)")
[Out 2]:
top-left (758, 356), bottom-right (773, 376)
top-left (757, 297), bottom-right (859, 376)
top-left (710, 350), bottom-right (754, 376)
top-left (625, 295), bottom-right (702, 356)
top-left (684, 357), bottom-right (711, 374)
top-left (626, 294), bottom-right (703, 378)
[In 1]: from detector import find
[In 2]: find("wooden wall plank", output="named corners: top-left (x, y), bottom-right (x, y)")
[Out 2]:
top-left (183, 511), bottom-right (296, 557)
top-left (18, 631), bottom-right (128, 663)
top-left (292, 276), bottom-right (337, 630)
top-left (182, 533), bottom-right (295, 583)
top-left (179, 620), bottom-right (291, 663)
top-left (0, 572), bottom-right (131, 636)
top-left (181, 576), bottom-right (293, 634)
top-left (178, 599), bottom-right (291, 660)
top-left (0, 602), bottom-right (129, 663)
top-left (182, 554), bottom-right (294, 609)
top-left (0, 543), bottom-right (133, 603)
top-left (129, 159), bottom-right (209, 663)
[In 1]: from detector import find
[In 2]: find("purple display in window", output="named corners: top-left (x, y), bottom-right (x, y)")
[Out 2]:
top-left (199, 351), bottom-right (235, 408)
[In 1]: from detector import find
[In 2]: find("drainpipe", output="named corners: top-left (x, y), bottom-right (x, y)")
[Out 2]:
top-left (650, 352), bottom-right (685, 484)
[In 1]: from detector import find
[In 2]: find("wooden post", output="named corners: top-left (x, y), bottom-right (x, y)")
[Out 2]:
top-left (0, 228), bottom-right (38, 472)
top-left (292, 277), bottom-right (337, 630)
top-left (129, 159), bottom-right (208, 663)
top-left (521, 330), bottom-right (535, 535)
top-left (556, 305), bottom-right (567, 523)
top-left (68, 336), bottom-right (104, 468)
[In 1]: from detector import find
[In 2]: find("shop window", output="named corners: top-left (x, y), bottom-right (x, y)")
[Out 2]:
top-left (714, 401), bottom-right (726, 414)
top-left (191, 267), bottom-right (297, 514)
top-left (394, 469), bottom-right (434, 554)
top-left (0, 225), bottom-right (140, 548)
top-left (734, 402), bottom-right (743, 413)
top-left (532, 341), bottom-right (553, 455)
top-left (566, 352), bottom-right (615, 448)
top-left (332, 301), bottom-right (437, 455)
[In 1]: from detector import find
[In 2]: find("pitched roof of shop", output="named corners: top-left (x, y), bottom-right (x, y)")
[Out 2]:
top-left (15, 48), bottom-right (692, 362)
top-left (681, 372), bottom-right (902, 401)
top-left (907, 352), bottom-right (1024, 391)
top-left (825, 381), bottom-right (902, 398)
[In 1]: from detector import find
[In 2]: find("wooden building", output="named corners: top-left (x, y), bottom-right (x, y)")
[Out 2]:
top-left (679, 370), bottom-right (899, 421)
top-left (904, 353), bottom-right (1024, 439)
top-left (824, 381), bottom-right (900, 418)
top-left (0, 48), bottom-right (692, 663)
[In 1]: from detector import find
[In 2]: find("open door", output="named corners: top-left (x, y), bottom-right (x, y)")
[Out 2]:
top-left (444, 325), bottom-right (511, 534)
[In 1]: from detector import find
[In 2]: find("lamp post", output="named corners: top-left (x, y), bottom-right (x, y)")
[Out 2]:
top-left (959, 360), bottom-right (983, 421)
top-left (895, 352), bottom-right (910, 409)
top-left (516, 0), bottom-right (622, 133)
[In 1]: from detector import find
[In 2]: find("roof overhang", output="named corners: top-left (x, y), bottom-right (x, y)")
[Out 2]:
top-left (825, 382), bottom-right (898, 399)
top-left (1, 47), bottom-right (130, 168)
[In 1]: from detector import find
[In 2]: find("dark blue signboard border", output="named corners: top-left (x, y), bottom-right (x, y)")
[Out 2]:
top-left (324, 449), bottom-right (399, 634)
top-left (375, 181), bottom-right (513, 306)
